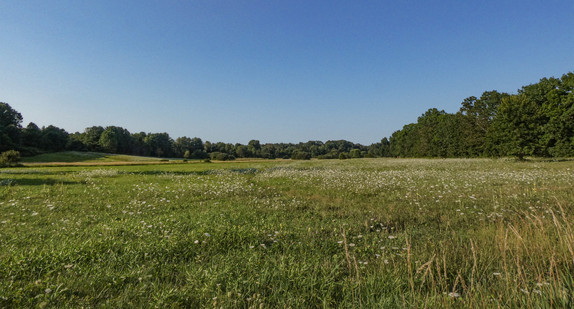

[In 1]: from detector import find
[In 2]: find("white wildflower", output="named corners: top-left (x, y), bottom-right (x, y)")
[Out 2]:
top-left (520, 288), bottom-right (529, 294)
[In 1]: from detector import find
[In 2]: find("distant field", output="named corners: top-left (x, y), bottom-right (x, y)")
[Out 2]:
top-left (1, 158), bottom-right (573, 307)
top-left (20, 151), bottom-right (174, 166)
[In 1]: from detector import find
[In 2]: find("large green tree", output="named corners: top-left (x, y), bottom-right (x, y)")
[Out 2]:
top-left (458, 91), bottom-right (509, 156)
top-left (174, 136), bottom-right (206, 158)
top-left (99, 126), bottom-right (132, 154)
top-left (81, 126), bottom-right (105, 152)
top-left (389, 123), bottom-right (419, 157)
top-left (485, 94), bottom-right (545, 159)
top-left (144, 133), bottom-right (174, 157)
top-left (40, 125), bottom-right (69, 152)
top-left (131, 132), bottom-right (149, 156)
top-left (21, 122), bottom-right (42, 148)
top-left (247, 140), bottom-right (261, 157)
top-left (537, 73), bottom-right (574, 156)
top-left (0, 102), bottom-right (23, 152)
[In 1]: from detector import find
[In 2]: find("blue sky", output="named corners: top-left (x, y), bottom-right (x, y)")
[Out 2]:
top-left (1, 1), bottom-right (573, 145)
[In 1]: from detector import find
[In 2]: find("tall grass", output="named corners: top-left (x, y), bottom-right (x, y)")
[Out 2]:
top-left (0, 158), bottom-right (573, 307)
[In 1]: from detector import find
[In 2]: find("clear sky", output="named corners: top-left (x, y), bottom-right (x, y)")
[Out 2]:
top-left (1, 1), bottom-right (573, 145)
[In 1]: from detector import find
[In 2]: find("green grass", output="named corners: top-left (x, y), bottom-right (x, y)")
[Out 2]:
top-left (21, 151), bottom-right (168, 163)
top-left (1, 158), bottom-right (574, 307)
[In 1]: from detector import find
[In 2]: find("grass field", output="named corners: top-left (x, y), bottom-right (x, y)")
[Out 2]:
top-left (1, 158), bottom-right (574, 307)
top-left (20, 151), bottom-right (169, 165)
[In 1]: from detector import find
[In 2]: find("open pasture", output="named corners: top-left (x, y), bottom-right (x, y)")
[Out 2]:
top-left (1, 158), bottom-right (574, 307)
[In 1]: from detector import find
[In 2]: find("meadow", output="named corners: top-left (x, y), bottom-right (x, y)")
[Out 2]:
top-left (1, 158), bottom-right (574, 308)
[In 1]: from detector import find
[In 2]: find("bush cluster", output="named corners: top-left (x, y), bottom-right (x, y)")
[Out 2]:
top-left (0, 150), bottom-right (21, 167)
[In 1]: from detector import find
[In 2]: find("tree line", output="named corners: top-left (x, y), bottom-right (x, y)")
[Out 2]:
top-left (388, 72), bottom-right (574, 159)
top-left (0, 105), bottom-right (371, 160)
top-left (1, 71), bottom-right (573, 160)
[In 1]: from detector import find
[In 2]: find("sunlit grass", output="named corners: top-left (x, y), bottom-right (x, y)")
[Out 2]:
top-left (20, 151), bottom-right (166, 163)
top-left (1, 158), bottom-right (573, 307)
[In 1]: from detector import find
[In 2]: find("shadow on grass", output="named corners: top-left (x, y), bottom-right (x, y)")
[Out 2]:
top-left (8, 178), bottom-right (82, 186)
top-left (21, 151), bottom-right (110, 163)
top-left (0, 170), bottom-right (74, 176)
top-left (133, 168), bottom-right (259, 176)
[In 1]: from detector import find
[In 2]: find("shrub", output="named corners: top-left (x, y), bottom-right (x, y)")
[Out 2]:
top-left (291, 151), bottom-right (311, 160)
top-left (210, 152), bottom-right (235, 161)
top-left (0, 150), bottom-right (21, 167)
top-left (338, 152), bottom-right (349, 160)
top-left (18, 146), bottom-right (42, 157)
top-left (349, 149), bottom-right (362, 158)
top-left (317, 152), bottom-right (339, 159)
top-left (192, 150), bottom-right (209, 159)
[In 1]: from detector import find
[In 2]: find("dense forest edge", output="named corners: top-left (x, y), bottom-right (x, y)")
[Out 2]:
top-left (1, 71), bottom-right (573, 163)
